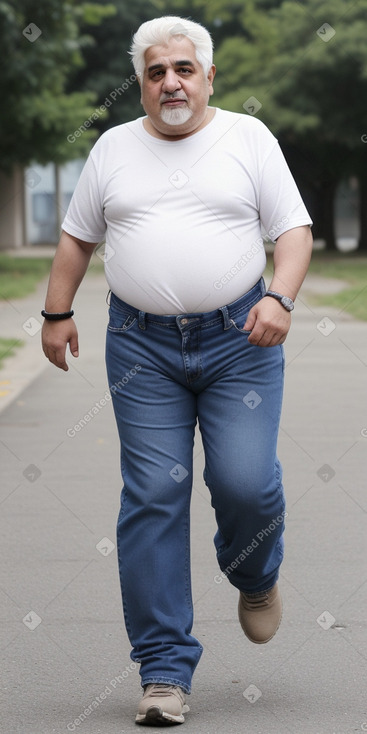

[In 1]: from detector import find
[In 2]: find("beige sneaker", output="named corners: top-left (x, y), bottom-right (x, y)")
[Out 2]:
top-left (238, 582), bottom-right (282, 644)
top-left (135, 683), bottom-right (189, 725)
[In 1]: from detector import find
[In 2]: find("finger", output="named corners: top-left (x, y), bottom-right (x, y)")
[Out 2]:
top-left (247, 328), bottom-right (267, 345)
top-left (48, 347), bottom-right (69, 371)
top-left (69, 332), bottom-right (79, 358)
top-left (260, 332), bottom-right (287, 347)
top-left (249, 330), bottom-right (280, 347)
top-left (243, 307), bottom-right (257, 331)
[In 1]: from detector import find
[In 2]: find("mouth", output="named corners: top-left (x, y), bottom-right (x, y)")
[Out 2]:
top-left (162, 99), bottom-right (187, 106)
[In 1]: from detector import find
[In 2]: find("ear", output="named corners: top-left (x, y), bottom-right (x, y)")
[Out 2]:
top-left (208, 64), bottom-right (216, 96)
top-left (136, 72), bottom-right (142, 104)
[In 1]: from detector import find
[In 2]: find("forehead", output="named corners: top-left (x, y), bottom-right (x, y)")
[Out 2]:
top-left (144, 36), bottom-right (199, 71)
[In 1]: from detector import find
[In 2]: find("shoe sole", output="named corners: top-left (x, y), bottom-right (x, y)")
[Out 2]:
top-left (135, 705), bottom-right (186, 726)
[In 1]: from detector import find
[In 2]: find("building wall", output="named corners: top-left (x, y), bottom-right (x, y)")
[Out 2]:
top-left (24, 160), bottom-right (85, 244)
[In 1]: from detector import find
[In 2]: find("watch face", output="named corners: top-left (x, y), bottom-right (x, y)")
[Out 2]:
top-left (281, 296), bottom-right (294, 311)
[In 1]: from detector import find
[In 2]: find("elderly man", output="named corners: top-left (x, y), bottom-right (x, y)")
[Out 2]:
top-left (42, 15), bottom-right (313, 726)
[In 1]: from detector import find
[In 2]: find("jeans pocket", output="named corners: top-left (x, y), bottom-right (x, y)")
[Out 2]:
top-left (107, 311), bottom-right (137, 333)
top-left (229, 315), bottom-right (251, 335)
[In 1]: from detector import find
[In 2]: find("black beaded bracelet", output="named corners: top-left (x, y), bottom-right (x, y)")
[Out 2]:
top-left (41, 309), bottom-right (74, 321)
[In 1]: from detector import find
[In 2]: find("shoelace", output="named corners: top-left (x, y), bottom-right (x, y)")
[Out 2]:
top-left (242, 592), bottom-right (269, 609)
top-left (146, 685), bottom-right (180, 698)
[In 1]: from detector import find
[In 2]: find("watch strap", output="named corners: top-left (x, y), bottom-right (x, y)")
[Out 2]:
top-left (265, 291), bottom-right (294, 311)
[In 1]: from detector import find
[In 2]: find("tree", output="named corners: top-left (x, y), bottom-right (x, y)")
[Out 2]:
top-left (68, 0), bottom-right (157, 133)
top-left (195, 0), bottom-right (367, 250)
top-left (0, 0), bottom-right (116, 171)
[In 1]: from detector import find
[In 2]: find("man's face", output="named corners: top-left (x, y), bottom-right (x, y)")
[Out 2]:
top-left (140, 36), bottom-right (216, 139)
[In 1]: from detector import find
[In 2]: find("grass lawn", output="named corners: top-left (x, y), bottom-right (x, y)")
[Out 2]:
top-left (0, 253), bottom-right (104, 369)
top-left (0, 337), bottom-right (23, 369)
top-left (0, 255), bottom-right (53, 368)
top-left (0, 254), bottom-right (53, 300)
top-left (0, 252), bottom-right (104, 302)
top-left (306, 252), bottom-right (367, 321)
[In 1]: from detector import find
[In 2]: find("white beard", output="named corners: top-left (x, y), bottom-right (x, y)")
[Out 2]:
top-left (160, 104), bottom-right (193, 126)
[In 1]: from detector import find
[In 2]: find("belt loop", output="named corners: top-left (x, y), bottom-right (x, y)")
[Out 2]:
top-left (138, 310), bottom-right (146, 330)
top-left (219, 305), bottom-right (232, 330)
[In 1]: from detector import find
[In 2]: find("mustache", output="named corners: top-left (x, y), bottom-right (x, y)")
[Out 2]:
top-left (160, 92), bottom-right (188, 104)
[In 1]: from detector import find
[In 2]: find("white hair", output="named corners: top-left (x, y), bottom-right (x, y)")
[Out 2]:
top-left (129, 16), bottom-right (214, 80)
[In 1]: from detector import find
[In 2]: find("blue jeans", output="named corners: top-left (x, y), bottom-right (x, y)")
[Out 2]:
top-left (105, 278), bottom-right (286, 694)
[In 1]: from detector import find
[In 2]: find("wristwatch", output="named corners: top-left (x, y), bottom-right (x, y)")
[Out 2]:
top-left (265, 290), bottom-right (295, 312)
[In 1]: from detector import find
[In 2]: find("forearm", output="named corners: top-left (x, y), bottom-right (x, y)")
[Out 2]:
top-left (268, 225), bottom-right (313, 301)
top-left (44, 230), bottom-right (97, 312)
top-left (244, 225), bottom-right (313, 346)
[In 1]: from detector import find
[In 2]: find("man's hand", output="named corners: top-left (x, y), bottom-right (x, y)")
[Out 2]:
top-left (42, 319), bottom-right (79, 371)
top-left (40, 231), bottom-right (97, 370)
top-left (243, 297), bottom-right (291, 347)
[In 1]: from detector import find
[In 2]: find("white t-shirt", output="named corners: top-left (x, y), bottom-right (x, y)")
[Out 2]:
top-left (62, 107), bottom-right (312, 314)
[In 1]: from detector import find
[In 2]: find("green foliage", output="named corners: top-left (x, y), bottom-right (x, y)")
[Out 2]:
top-left (80, 2), bottom-right (116, 25)
top-left (192, 0), bottom-right (367, 247)
top-left (207, 0), bottom-right (367, 152)
top-left (0, 254), bottom-right (53, 299)
top-left (0, 0), bottom-right (116, 170)
top-left (0, 337), bottom-right (23, 368)
top-left (69, 0), bottom-right (170, 132)
top-left (307, 256), bottom-right (367, 320)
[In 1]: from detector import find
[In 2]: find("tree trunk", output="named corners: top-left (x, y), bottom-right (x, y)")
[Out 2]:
top-left (322, 180), bottom-right (337, 251)
top-left (357, 172), bottom-right (367, 251)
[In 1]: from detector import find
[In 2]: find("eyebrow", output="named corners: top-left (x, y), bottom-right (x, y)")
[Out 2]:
top-left (147, 60), bottom-right (195, 72)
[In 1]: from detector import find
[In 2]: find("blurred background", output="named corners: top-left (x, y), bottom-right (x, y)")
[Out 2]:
top-left (1, 8), bottom-right (367, 732)
top-left (0, 0), bottom-right (366, 253)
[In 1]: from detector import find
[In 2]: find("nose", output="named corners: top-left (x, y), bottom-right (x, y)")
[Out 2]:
top-left (162, 68), bottom-right (182, 93)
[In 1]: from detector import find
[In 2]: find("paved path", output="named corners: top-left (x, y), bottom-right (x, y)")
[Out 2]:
top-left (1, 266), bottom-right (367, 734)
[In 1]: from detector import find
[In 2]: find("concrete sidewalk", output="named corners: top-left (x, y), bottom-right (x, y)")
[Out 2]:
top-left (1, 269), bottom-right (367, 734)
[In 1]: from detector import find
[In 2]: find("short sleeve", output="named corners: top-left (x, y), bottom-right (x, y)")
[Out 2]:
top-left (258, 141), bottom-right (312, 241)
top-left (62, 153), bottom-right (107, 243)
